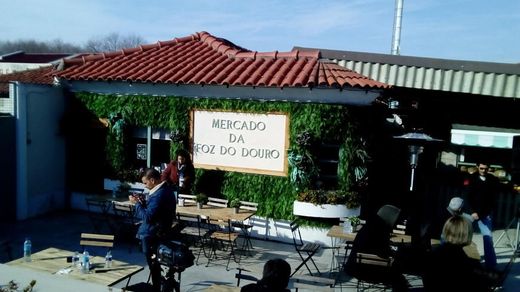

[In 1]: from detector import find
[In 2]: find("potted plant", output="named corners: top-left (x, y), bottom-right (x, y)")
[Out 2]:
top-left (348, 215), bottom-right (361, 232)
top-left (1, 280), bottom-right (36, 292)
top-left (293, 189), bottom-right (361, 218)
top-left (230, 198), bottom-right (241, 214)
top-left (195, 193), bottom-right (208, 209)
top-left (116, 182), bottom-right (132, 198)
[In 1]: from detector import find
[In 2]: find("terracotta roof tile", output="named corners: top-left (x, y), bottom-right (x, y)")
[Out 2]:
top-left (0, 66), bottom-right (54, 93)
top-left (53, 32), bottom-right (388, 89)
top-left (0, 52), bottom-right (70, 64)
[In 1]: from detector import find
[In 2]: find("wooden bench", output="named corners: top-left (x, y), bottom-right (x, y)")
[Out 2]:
top-left (292, 274), bottom-right (335, 291)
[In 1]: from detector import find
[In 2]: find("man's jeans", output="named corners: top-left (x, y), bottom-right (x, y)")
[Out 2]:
top-left (476, 216), bottom-right (497, 269)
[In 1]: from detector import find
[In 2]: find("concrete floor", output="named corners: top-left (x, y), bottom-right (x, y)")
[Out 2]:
top-left (1, 210), bottom-right (519, 291)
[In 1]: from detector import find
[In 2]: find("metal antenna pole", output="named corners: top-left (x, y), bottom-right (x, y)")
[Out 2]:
top-left (391, 0), bottom-right (404, 55)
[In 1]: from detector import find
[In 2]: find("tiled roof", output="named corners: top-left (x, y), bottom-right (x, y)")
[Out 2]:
top-left (53, 32), bottom-right (388, 90)
top-left (0, 51), bottom-right (71, 63)
top-left (297, 46), bottom-right (520, 98)
top-left (0, 66), bottom-right (54, 94)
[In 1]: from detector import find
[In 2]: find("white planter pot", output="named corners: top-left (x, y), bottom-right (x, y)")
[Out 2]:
top-left (293, 200), bottom-right (360, 218)
top-left (103, 178), bottom-right (146, 192)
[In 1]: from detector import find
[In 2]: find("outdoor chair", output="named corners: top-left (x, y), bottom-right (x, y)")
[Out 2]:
top-left (336, 217), bottom-right (366, 267)
top-left (178, 194), bottom-right (196, 205)
top-left (85, 197), bottom-right (113, 233)
top-left (231, 201), bottom-right (258, 253)
top-left (205, 217), bottom-right (241, 270)
top-left (292, 274), bottom-right (335, 291)
top-left (377, 205), bottom-right (401, 229)
top-left (79, 233), bottom-right (138, 288)
top-left (207, 197), bottom-right (229, 208)
top-left (176, 212), bottom-right (210, 265)
top-left (112, 201), bottom-right (141, 251)
top-left (235, 267), bottom-right (258, 287)
top-left (289, 219), bottom-right (321, 276)
top-left (80, 233), bottom-right (115, 254)
top-left (354, 252), bottom-right (395, 291)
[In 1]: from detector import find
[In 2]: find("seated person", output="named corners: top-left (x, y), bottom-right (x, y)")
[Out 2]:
top-left (427, 196), bottom-right (474, 243)
top-left (241, 258), bottom-right (291, 292)
top-left (423, 215), bottom-right (497, 292)
top-left (344, 204), bottom-right (409, 292)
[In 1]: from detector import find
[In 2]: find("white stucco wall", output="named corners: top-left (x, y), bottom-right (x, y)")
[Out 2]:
top-left (14, 82), bottom-right (66, 219)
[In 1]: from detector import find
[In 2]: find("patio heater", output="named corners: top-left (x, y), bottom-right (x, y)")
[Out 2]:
top-left (394, 132), bottom-right (442, 191)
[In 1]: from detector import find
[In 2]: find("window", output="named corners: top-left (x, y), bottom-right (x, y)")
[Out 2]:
top-left (129, 127), bottom-right (172, 170)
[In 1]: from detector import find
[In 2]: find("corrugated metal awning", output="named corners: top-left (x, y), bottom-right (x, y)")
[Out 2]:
top-left (451, 124), bottom-right (520, 149)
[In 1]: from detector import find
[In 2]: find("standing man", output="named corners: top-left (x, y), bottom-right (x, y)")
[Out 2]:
top-left (161, 149), bottom-right (195, 195)
top-left (466, 161), bottom-right (499, 269)
top-left (129, 168), bottom-right (176, 292)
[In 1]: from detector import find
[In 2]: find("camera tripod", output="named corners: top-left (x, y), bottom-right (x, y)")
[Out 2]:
top-left (494, 207), bottom-right (520, 252)
top-left (160, 265), bottom-right (183, 292)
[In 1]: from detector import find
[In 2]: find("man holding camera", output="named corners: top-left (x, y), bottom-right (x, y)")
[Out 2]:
top-left (129, 168), bottom-right (176, 292)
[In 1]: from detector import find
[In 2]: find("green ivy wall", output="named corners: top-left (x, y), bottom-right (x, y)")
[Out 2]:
top-left (75, 92), bottom-right (362, 220)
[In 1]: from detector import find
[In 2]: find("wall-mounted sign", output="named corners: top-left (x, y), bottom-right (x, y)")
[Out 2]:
top-left (136, 143), bottom-right (147, 160)
top-left (191, 110), bottom-right (289, 176)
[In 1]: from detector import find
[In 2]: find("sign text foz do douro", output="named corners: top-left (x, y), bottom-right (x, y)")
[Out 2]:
top-left (191, 110), bottom-right (289, 176)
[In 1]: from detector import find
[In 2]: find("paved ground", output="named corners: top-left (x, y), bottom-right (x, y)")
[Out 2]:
top-left (1, 210), bottom-right (519, 291)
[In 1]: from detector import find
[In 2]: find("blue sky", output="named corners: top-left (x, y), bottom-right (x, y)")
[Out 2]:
top-left (3, 0), bottom-right (519, 63)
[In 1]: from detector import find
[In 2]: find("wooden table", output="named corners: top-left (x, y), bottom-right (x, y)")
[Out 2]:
top-left (7, 247), bottom-right (143, 287)
top-left (117, 200), bottom-right (256, 222)
top-left (177, 203), bottom-right (255, 222)
top-left (0, 264), bottom-right (114, 292)
top-left (204, 284), bottom-right (240, 291)
top-left (327, 225), bottom-right (479, 260)
top-left (327, 225), bottom-right (421, 244)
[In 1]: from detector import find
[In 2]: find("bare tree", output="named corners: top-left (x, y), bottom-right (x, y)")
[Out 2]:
top-left (84, 33), bottom-right (147, 52)
top-left (0, 39), bottom-right (83, 54)
top-left (0, 33), bottom-right (147, 55)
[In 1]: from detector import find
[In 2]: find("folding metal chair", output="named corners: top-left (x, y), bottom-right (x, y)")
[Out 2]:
top-left (293, 274), bottom-right (335, 291)
top-left (176, 212), bottom-right (210, 265)
top-left (289, 219), bottom-right (321, 276)
top-left (207, 197), bottom-right (229, 208)
top-left (231, 201), bottom-right (258, 253)
top-left (85, 197), bottom-right (113, 233)
top-left (112, 201), bottom-right (141, 252)
top-left (235, 268), bottom-right (258, 287)
top-left (355, 252), bottom-right (395, 291)
top-left (80, 233), bottom-right (115, 251)
top-left (206, 217), bottom-right (241, 270)
top-left (178, 194), bottom-right (196, 205)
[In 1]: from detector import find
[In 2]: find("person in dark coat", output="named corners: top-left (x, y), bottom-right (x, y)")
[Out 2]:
top-left (423, 215), bottom-right (496, 292)
top-left (466, 161), bottom-right (500, 269)
top-left (345, 205), bottom-right (409, 291)
top-left (130, 168), bottom-right (176, 292)
top-left (161, 149), bottom-right (195, 194)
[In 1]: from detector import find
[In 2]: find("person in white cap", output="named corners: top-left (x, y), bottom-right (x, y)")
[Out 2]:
top-left (443, 197), bottom-right (474, 240)
top-left (428, 196), bottom-right (473, 242)
top-left (447, 197), bottom-right (474, 223)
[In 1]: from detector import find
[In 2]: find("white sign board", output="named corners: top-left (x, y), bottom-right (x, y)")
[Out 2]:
top-left (191, 110), bottom-right (289, 176)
